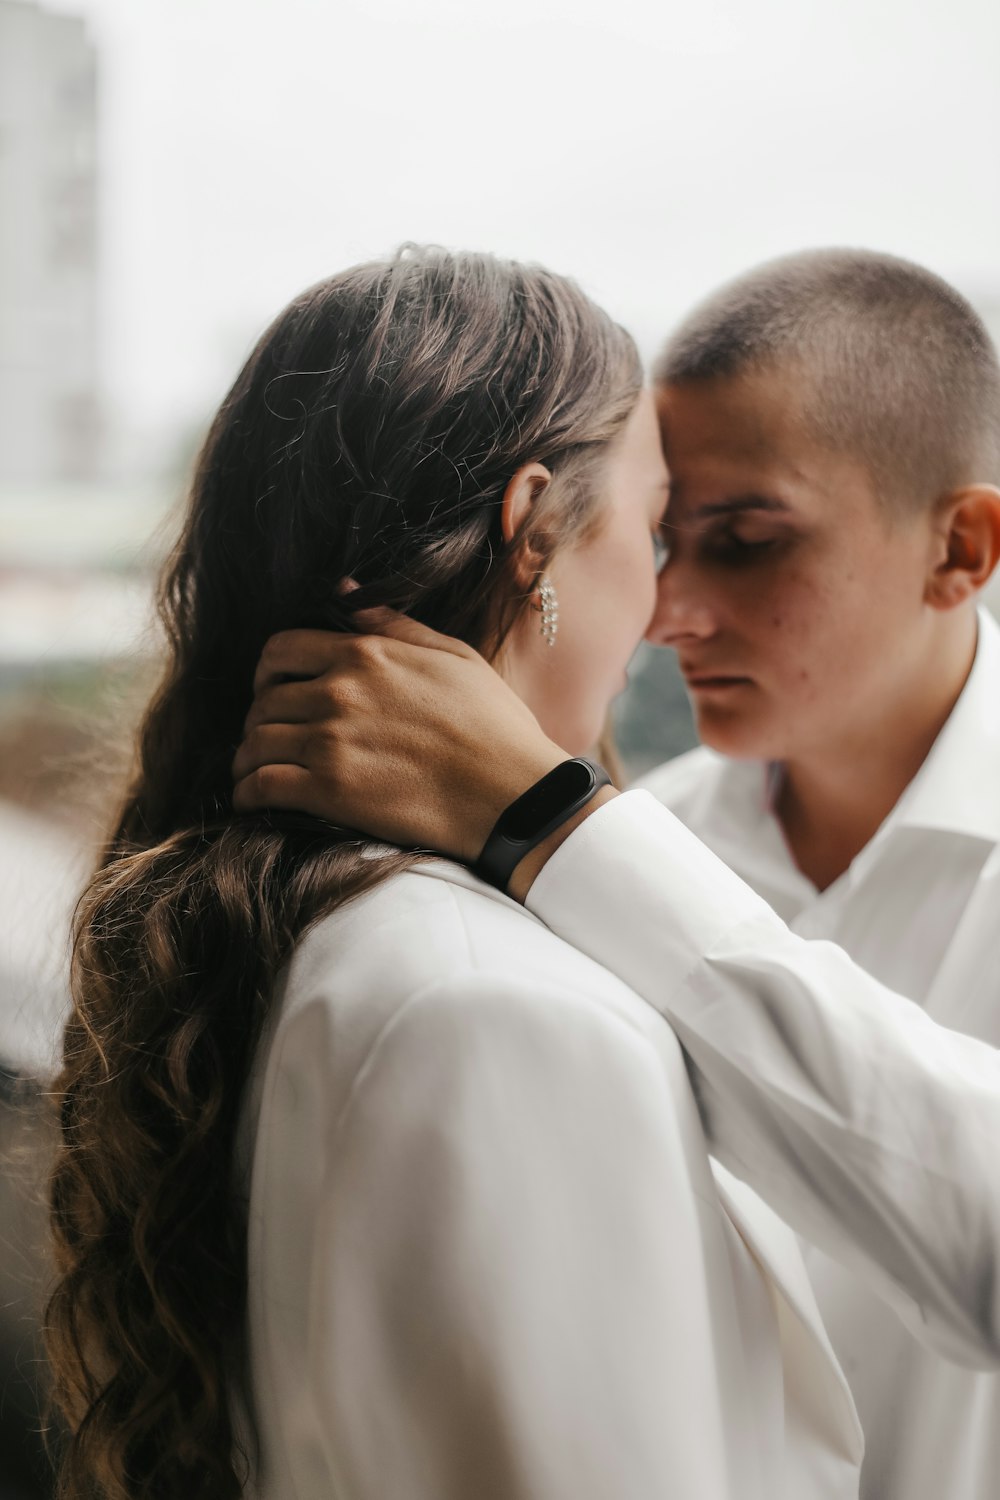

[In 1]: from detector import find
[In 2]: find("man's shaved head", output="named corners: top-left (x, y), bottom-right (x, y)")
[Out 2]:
top-left (655, 248), bottom-right (1000, 512)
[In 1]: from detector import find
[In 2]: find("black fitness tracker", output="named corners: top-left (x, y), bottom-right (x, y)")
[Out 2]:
top-left (473, 757), bottom-right (612, 893)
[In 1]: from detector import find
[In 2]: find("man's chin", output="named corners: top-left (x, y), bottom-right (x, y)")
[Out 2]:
top-left (693, 705), bottom-right (775, 762)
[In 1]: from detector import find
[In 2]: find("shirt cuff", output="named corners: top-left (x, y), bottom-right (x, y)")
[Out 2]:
top-left (525, 789), bottom-right (781, 1001)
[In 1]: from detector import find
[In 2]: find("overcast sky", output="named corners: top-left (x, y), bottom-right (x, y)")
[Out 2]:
top-left (50, 0), bottom-right (1000, 448)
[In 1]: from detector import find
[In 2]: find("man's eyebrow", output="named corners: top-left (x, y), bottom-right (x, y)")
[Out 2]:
top-left (668, 493), bottom-right (792, 520)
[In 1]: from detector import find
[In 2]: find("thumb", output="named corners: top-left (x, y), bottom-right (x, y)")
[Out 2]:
top-left (351, 604), bottom-right (478, 662)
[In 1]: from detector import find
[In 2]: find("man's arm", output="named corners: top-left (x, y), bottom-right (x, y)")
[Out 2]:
top-left (233, 618), bottom-right (1000, 1368)
top-left (526, 789), bottom-right (1000, 1371)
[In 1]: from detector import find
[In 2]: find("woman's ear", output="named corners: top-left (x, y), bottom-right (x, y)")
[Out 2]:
top-left (501, 463), bottom-right (553, 591)
top-left (925, 485), bottom-right (1000, 610)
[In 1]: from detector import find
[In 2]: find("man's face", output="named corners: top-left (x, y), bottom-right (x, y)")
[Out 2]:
top-left (647, 368), bottom-right (938, 766)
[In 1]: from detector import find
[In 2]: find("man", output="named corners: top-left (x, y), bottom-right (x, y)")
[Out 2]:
top-left (233, 249), bottom-right (1000, 1499)
top-left (639, 250), bottom-right (1000, 1500)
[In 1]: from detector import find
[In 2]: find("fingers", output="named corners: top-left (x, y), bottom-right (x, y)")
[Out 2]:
top-left (249, 635), bottom-right (435, 730)
top-left (232, 721), bottom-right (311, 783)
top-left (244, 677), bottom-right (326, 733)
top-left (253, 630), bottom-right (352, 695)
top-left (232, 762), bottom-right (332, 819)
top-left (254, 615), bottom-right (478, 694)
top-left (349, 607), bottom-right (477, 660)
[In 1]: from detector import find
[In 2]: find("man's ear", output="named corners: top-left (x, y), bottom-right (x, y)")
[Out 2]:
top-left (925, 485), bottom-right (1000, 611)
top-left (501, 462), bottom-right (553, 591)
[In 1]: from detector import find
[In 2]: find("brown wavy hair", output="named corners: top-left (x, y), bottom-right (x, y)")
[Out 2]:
top-left (44, 246), bottom-right (642, 1499)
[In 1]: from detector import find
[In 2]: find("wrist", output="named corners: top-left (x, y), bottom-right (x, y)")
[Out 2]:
top-left (506, 785), bottom-right (618, 904)
top-left (468, 754), bottom-right (616, 899)
top-left (453, 742), bottom-right (567, 864)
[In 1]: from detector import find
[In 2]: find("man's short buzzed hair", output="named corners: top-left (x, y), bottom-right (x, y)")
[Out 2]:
top-left (655, 248), bottom-right (1000, 512)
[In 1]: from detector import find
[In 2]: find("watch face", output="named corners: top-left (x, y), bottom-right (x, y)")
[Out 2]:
top-left (500, 759), bottom-right (596, 843)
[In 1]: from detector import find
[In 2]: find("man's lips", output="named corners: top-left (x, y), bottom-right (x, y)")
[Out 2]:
top-left (681, 671), bottom-right (754, 689)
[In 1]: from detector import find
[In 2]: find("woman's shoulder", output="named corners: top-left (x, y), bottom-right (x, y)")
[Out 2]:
top-left (241, 859), bottom-right (713, 1304)
top-left (302, 855), bottom-right (662, 1004)
top-left (262, 858), bottom-right (683, 1129)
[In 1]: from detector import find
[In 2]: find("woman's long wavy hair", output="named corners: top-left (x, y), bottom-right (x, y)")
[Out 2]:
top-left (44, 247), bottom-right (642, 1499)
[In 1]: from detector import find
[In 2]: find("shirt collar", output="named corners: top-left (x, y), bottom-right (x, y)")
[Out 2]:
top-left (880, 606), bottom-right (1000, 846)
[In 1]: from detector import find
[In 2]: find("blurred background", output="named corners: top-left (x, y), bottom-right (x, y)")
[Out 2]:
top-left (1, 0), bottom-right (999, 1492)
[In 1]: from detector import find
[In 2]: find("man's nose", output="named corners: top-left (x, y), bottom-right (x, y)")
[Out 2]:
top-left (644, 558), bottom-right (716, 647)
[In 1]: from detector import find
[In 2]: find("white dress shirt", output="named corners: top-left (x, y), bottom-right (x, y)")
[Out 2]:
top-left (239, 855), bottom-right (864, 1499)
top-left (602, 605), bottom-right (1000, 1500)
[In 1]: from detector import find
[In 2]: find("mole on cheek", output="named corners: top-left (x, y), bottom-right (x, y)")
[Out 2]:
top-left (770, 615), bottom-right (783, 629)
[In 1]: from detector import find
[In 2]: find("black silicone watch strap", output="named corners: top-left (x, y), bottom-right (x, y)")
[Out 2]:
top-left (472, 757), bottom-right (612, 893)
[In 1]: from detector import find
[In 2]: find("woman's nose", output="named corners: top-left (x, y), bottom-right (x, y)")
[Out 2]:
top-left (644, 559), bottom-right (716, 647)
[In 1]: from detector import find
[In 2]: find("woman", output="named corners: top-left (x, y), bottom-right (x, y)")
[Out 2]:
top-left (46, 248), bottom-right (862, 1500)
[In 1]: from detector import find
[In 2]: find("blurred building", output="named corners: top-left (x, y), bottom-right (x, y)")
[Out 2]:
top-left (0, 0), bottom-right (100, 483)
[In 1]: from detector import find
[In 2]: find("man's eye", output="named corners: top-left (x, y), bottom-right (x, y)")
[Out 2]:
top-left (652, 530), bottom-right (670, 573)
top-left (706, 530), bottom-right (780, 563)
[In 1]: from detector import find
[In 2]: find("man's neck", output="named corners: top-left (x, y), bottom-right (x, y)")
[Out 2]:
top-left (775, 614), bottom-right (979, 892)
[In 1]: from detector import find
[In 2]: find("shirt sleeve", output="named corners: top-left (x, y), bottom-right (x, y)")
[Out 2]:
top-left (302, 971), bottom-right (747, 1500)
top-left (526, 790), bottom-right (1000, 1371)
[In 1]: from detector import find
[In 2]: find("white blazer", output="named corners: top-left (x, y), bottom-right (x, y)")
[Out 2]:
top-left (240, 855), bottom-right (863, 1500)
